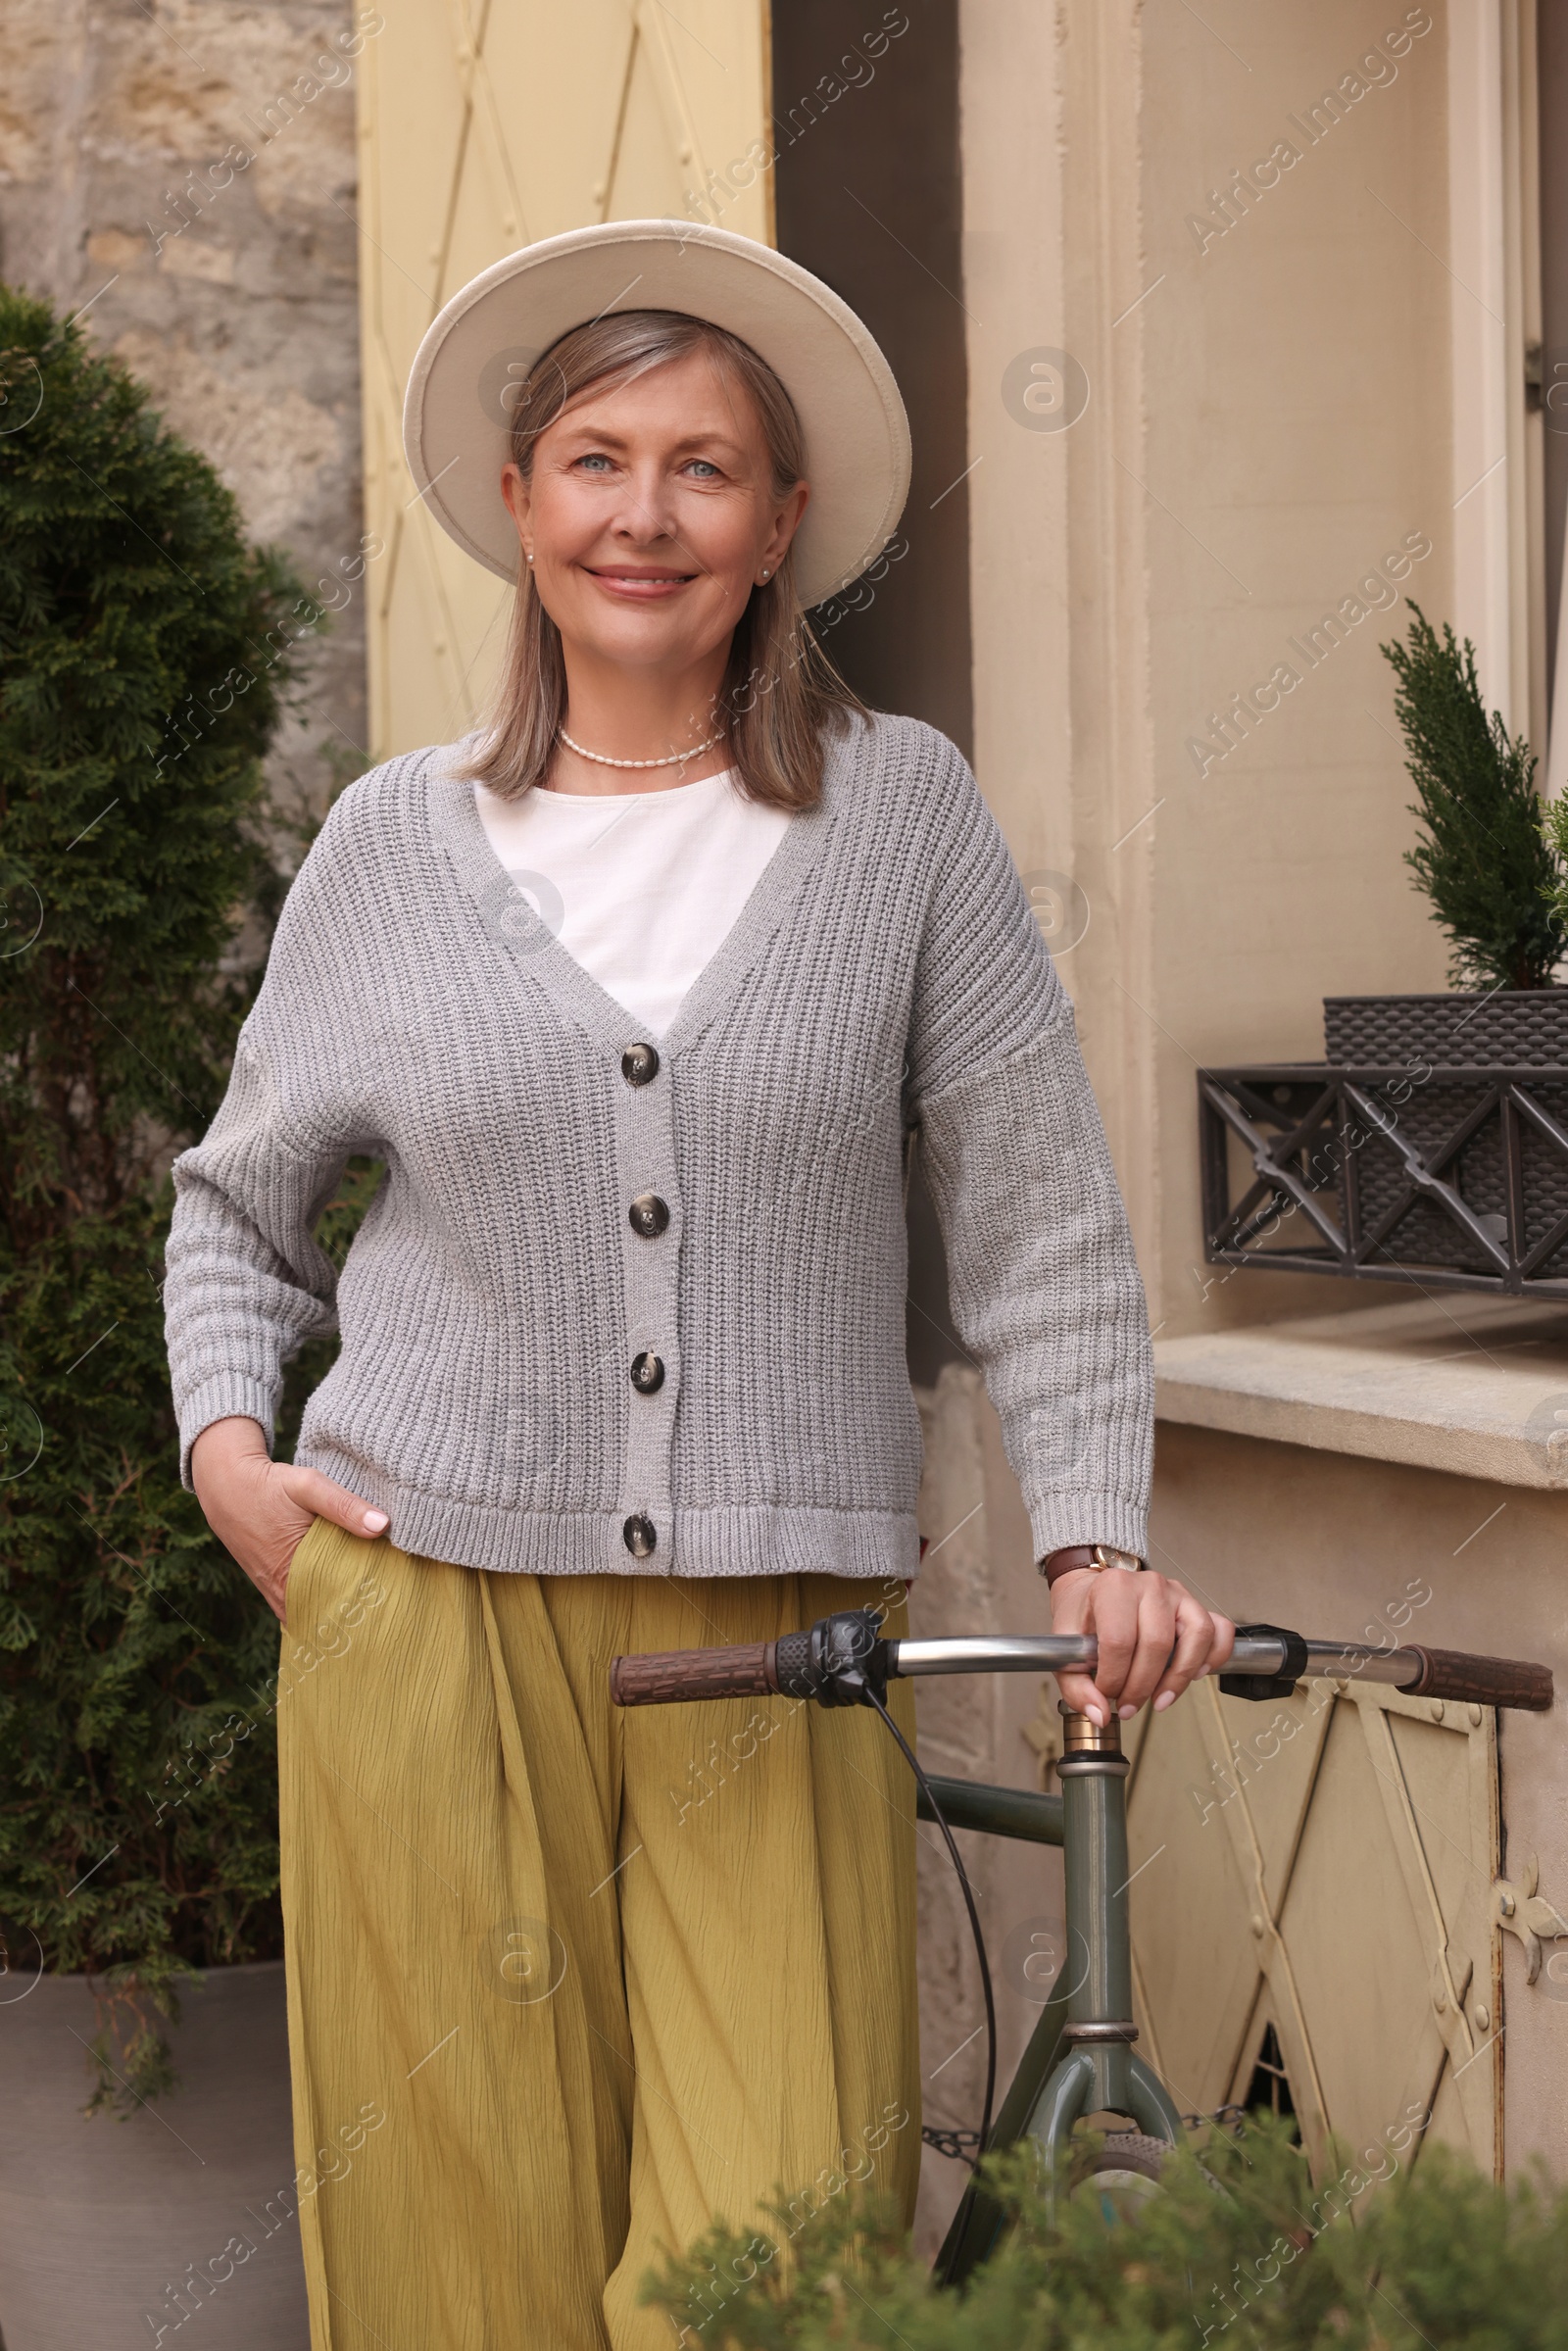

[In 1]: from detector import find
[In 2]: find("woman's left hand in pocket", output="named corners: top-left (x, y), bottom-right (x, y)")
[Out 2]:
top-left (191, 1415), bottom-right (390, 1624)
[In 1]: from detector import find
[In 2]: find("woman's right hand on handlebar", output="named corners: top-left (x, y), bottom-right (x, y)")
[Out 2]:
top-left (190, 1415), bottom-right (390, 1624)
top-left (1048, 1562), bottom-right (1234, 1728)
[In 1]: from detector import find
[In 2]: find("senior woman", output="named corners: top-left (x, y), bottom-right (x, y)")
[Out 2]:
top-left (165, 222), bottom-right (1233, 2350)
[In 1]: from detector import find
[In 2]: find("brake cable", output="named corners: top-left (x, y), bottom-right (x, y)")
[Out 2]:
top-left (772, 1609), bottom-right (998, 2169)
top-left (865, 1685), bottom-right (997, 2167)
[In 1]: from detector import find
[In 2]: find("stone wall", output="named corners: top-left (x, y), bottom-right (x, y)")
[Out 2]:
top-left (0, 0), bottom-right (369, 824)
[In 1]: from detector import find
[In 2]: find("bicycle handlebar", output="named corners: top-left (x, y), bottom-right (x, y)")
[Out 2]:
top-left (889, 1633), bottom-right (1554, 1711)
top-left (608, 1623), bottom-right (1554, 1713)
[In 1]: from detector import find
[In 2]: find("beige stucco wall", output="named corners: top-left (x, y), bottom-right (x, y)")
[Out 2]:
top-left (959, 0), bottom-right (1458, 1344)
top-left (1144, 2), bottom-right (1459, 1340)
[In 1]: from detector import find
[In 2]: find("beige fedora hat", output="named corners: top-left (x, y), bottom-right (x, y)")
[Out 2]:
top-left (402, 220), bottom-right (910, 610)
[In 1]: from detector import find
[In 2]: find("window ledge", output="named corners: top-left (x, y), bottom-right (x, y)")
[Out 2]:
top-left (1153, 1297), bottom-right (1568, 1490)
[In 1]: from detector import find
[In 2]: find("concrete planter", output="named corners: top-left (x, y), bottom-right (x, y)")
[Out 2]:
top-left (0, 1957), bottom-right (308, 2350)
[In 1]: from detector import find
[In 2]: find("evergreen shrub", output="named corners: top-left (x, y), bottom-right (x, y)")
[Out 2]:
top-left (1381, 603), bottom-right (1564, 990)
top-left (1537, 780), bottom-right (1568, 949)
top-left (0, 285), bottom-right (356, 2107)
top-left (647, 2120), bottom-right (1568, 2349)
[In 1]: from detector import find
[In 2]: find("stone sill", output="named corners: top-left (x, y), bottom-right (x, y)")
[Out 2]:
top-left (1153, 1296), bottom-right (1568, 1490)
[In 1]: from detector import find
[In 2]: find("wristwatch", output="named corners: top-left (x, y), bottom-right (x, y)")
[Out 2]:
top-left (1039, 1543), bottom-right (1145, 1590)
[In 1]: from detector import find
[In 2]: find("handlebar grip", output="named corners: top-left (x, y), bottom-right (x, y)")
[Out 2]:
top-left (1398, 1645), bottom-right (1554, 1712)
top-left (610, 1641), bottom-right (775, 1707)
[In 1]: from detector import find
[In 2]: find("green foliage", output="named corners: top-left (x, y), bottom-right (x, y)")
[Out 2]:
top-left (0, 283), bottom-right (352, 2107)
top-left (1537, 792), bottom-right (1568, 950)
top-left (644, 2120), bottom-right (1568, 2350)
top-left (1381, 603), bottom-right (1564, 991)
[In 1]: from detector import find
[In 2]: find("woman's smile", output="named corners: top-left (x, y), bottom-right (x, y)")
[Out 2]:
top-left (584, 563), bottom-right (700, 599)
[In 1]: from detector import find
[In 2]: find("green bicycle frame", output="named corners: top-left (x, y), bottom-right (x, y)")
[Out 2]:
top-left (922, 1708), bottom-right (1182, 2287)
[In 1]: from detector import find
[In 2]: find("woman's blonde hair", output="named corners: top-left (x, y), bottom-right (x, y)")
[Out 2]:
top-left (457, 309), bottom-right (865, 809)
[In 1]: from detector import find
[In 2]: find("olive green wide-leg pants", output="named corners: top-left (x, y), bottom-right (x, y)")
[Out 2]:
top-left (276, 1519), bottom-right (922, 2351)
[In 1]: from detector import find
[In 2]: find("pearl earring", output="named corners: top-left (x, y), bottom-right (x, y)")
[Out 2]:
top-left (760, 567), bottom-right (770, 581)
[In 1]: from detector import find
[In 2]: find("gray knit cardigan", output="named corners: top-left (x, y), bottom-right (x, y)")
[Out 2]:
top-left (163, 713), bottom-right (1152, 1580)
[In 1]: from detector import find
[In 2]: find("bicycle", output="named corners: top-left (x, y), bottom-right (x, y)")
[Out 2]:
top-left (611, 1609), bottom-right (1553, 2284)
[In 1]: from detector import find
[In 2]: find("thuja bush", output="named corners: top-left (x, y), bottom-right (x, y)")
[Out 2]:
top-left (646, 2121), bottom-right (1568, 2349)
top-left (1538, 789), bottom-right (1568, 950)
top-left (1382, 603), bottom-right (1564, 990)
top-left (0, 285), bottom-right (352, 2106)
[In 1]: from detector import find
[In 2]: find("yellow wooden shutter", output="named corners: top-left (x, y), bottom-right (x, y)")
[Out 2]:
top-left (354, 2), bottom-right (772, 762)
top-left (1124, 1675), bottom-right (1502, 2180)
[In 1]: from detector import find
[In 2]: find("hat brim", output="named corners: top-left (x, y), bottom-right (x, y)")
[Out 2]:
top-left (402, 220), bottom-right (911, 611)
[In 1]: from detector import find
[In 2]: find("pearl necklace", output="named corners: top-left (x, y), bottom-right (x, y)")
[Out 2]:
top-left (558, 725), bottom-right (725, 770)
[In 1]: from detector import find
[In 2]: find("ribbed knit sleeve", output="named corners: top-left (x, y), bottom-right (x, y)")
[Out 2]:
top-left (163, 800), bottom-right (368, 1487)
top-left (905, 739), bottom-right (1153, 1562)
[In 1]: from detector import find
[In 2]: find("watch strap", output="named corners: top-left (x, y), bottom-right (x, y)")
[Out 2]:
top-left (1040, 1543), bottom-right (1145, 1588)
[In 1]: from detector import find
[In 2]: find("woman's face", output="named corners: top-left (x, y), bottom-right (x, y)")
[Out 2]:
top-left (500, 348), bottom-right (808, 679)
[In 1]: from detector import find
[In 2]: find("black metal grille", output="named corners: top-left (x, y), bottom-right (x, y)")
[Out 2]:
top-left (1198, 1063), bottom-right (1568, 1298)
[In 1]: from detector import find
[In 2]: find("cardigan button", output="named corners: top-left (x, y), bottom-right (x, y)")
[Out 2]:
top-left (623, 1513), bottom-right (657, 1557)
top-left (628, 1193), bottom-right (669, 1238)
top-left (621, 1042), bottom-right (660, 1087)
top-left (630, 1351), bottom-right (665, 1395)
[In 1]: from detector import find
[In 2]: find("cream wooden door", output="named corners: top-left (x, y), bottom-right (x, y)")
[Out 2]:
top-left (354, 1), bottom-right (772, 762)
top-left (1123, 1675), bottom-right (1502, 2180)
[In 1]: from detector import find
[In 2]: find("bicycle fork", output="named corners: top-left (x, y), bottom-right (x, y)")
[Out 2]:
top-left (1033, 1705), bottom-right (1183, 2162)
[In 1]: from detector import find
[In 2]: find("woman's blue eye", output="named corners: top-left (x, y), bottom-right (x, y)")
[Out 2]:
top-left (577, 453), bottom-right (612, 471)
top-left (687, 460), bottom-right (720, 478)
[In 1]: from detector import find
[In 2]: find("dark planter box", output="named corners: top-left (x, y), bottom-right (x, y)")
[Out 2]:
top-left (1199, 992), bottom-right (1568, 1297)
top-left (1324, 991), bottom-right (1568, 1067)
top-left (1321, 995), bottom-right (1568, 1280)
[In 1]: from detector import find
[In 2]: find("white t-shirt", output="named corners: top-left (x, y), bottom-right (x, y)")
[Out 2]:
top-left (472, 767), bottom-right (791, 1038)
